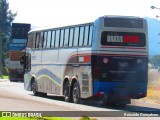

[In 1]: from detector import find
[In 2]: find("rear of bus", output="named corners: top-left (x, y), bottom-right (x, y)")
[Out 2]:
top-left (92, 16), bottom-right (148, 105)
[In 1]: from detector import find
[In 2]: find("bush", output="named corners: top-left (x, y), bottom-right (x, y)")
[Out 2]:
top-left (2, 67), bottom-right (9, 76)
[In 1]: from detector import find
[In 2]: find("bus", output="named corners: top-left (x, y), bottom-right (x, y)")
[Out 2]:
top-left (22, 16), bottom-right (148, 106)
top-left (9, 23), bottom-right (31, 82)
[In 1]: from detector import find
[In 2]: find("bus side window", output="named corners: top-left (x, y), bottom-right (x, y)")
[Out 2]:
top-left (51, 31), bottom-right (55, 48)
top-left (60, 29), bottom-right (64, 48)
top-left (55, 30), bottom-right (60, 48)
top-left (79, 26), bottom-right (84, 47)
top-left (89, 25), bottom-right (93, 46)
top-left (25, 53), bottom-right (31, 72)
top-left (32, 33), bottom-right (36, 48)
top-left (69, 28), bottom-right (74, 47)
top-left (27, 34), bottom-right (33, 48)
top-left (47, 31), bottom-right (51, 48)
top-left (36, 32), bottom-right (40, 49)
top-left (64, 28), bottom-right (69, 47)
top-left (43, 32), bottom-right (48, 48)
top-left (39, 32), bottom-right (44, 49)
top-left (84, 25), bottom-right (89, 46)
top-left (73, 27), bottom-right (79, 47)
top-left (27, 54), bottom-right (31, 72)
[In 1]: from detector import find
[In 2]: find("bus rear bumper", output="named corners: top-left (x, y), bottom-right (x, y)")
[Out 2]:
top-left (93, 81), bottom-right (147, 99)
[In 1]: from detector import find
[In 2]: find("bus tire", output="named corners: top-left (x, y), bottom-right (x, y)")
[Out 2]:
top-left (10, 80), bottom-right (18, 82)
top-left (31, 80), bottom-right (38, 96)
top-left (72, 82), bottom-right (80, 104)
top-left (38, 92), bottom-right (47, 97)
top-left (64, 81), bottom-right (71, 102)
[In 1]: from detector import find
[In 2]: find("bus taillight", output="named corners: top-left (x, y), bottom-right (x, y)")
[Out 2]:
top-left (94, 92), bottom-right (104, 97)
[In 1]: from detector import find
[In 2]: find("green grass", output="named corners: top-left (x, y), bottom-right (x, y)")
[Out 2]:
top-left (2, 76), bottom-right (9, 79)
top-left (80, 116), bottom-right (97, 120)
top-left (0, 75), bottom-right (9, 79)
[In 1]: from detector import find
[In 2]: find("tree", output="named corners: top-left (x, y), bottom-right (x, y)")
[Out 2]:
top-left (0, 0), bottom-right (17, 76)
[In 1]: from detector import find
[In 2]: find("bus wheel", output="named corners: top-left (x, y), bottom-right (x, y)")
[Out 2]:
top-left (38, 92), bottom-right (47, 97)
top-left (10, 80), bottom-right (18, 82)
top-left (31, 80), bottom-right (38, 96)
top-left (64, 81), bottom-right (71, 102)
top-left (72, 82), bottom-right (80, 104)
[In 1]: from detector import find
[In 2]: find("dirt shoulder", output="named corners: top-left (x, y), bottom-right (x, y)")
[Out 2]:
top-left (145, 69), bottom-right (160, 104)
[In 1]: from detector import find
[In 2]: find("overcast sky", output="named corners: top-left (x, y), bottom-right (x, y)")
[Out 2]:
top-left (8, 0), bottom-right (160, 27)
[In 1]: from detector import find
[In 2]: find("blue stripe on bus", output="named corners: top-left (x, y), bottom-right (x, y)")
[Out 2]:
top-left (93, 81), bottom-right (147, 95)
top-left (36, 69), bottom-right (61, 85)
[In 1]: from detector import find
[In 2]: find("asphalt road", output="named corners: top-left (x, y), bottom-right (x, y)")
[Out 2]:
top-left (0, 80), bottom-right (160, 120)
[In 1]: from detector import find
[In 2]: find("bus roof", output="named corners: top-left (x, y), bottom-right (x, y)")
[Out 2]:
top-left (28, 15), bottom-right (145, 34)
top-left (103, 15), bottom-right (144, 19)
top-left (28, 22), bottom-right (93, 34)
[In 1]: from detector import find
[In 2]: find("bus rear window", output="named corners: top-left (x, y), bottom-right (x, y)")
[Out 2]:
top-left (101, 31), bottom-right (146, 47)
top-left (104, 18), bottom-right (143, 28)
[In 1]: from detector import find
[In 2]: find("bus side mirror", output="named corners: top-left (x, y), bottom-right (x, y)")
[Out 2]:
top-left (20, 56), bottom-right (25, 65)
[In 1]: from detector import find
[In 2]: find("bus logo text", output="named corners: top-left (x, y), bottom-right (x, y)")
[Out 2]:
top-left (107, 35), bottom-right (139, 43)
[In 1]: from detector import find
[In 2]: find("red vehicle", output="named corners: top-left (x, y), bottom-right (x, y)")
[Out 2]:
top-left (8, 51), bottom-right (25, 82)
